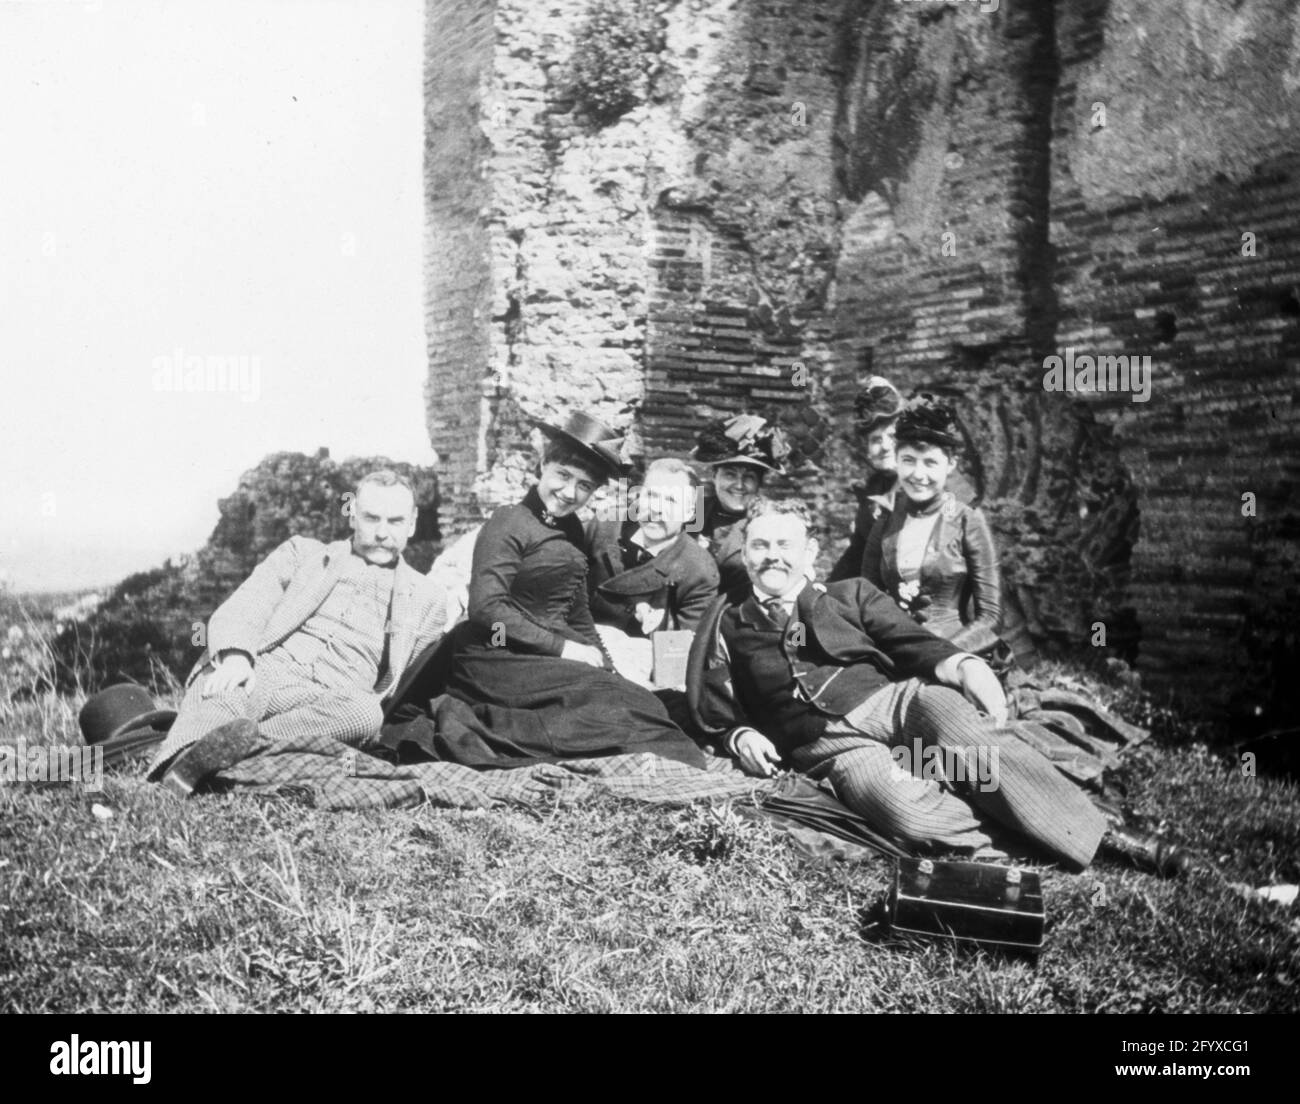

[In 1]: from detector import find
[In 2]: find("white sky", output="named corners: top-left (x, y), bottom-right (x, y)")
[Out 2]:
top-left (0, 0), bottom-right (429, 593)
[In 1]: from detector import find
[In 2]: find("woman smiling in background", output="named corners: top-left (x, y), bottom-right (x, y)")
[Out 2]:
top-left (862, 395), bottom-right (1002, 653)
top-left (860, 395), bottom-right (1151, 791)
top-left (692, 414), bottom-right (790, 594)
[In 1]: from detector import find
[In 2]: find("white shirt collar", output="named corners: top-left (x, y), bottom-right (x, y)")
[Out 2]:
top-left (630, 526), bottom-right (677, 556)
top-left (752, 576), bottom-right (810, 608)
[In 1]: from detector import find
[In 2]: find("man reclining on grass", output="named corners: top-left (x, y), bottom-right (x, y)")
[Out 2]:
top-left (146, 470), bottom-right (447, 795)
top-left (685, 496), bottom-right (1192, 877)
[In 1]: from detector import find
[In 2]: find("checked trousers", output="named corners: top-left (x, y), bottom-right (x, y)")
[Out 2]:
top-left (791, 680), bottom-right (1106, 870)
top-left (146, 652), bottom-right (384, 780)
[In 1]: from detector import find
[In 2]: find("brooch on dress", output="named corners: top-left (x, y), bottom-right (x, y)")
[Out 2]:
top-left (896, 579), bottom-right (933, 624)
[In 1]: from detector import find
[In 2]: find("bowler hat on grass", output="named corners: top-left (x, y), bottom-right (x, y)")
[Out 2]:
top-left (78, 683), bottom-right (177, 762)
top-left (532, 410), bottom-right (629, 480)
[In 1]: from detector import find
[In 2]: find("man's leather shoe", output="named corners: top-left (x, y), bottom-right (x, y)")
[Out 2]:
top-left (1101, 824), bottom-right (1194, 878)
top-left (160, 718), bottom-right (259, 797)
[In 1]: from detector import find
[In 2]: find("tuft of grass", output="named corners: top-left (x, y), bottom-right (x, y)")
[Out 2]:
top-left (2, 743), bottom-right (1297, 1013)
top-left (3, 605), bottom-right (1297, 1013)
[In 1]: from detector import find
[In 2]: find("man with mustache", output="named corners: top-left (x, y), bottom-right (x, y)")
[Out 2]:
top-left (686, 497), bottom-right (1189, 874)
top-left (146, 470), bottom-right (448, 795)
top-left (586, 458), bottom-right (719, 634)
top-left (584, 458), bottom-right (720, 686)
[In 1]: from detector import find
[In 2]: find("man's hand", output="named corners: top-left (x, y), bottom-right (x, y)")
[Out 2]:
top-left (633, 601), bottom-right (665, 635)
top-left (203, 651), bottom-right (256, 698)
top-left (731, 727), bottom-right (782, 778)
top-left (560, 639), bottom-right (605, 668)
top-left (958, 657), bottom-right (1007, 725)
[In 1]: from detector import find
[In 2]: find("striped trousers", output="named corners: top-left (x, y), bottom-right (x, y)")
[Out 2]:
top-left (791, 680), bottom-right (1106, 870)
top-left (146, 653), bottom-right (384, 780)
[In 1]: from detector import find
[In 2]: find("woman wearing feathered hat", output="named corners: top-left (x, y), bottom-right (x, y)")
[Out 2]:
top-left (828, 375), bottom-right (904, 582)
top-left (691, 414), bottom-right (790, 594)
top-left (424, 410), bottom-right (706, 768)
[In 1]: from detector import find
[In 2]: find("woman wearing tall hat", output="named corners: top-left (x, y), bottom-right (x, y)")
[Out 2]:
top-left (828, 376), bottom-right (904, 582)
top-left (861, 394), bottom-right (1150, 786)
top-left (691, 414), bottom-right (790, 594)
top-left (426, 411), bottom-right (707, 769)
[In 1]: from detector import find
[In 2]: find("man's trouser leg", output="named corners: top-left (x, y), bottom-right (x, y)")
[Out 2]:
top-left (791, 733), bottom-right (996, 853)
top-left (900, 683), bottom-right (1106, 870)
top-left (147, 656), bottom-right (383, 779)
top-left (791, 681), bottom-right (995, 854)
top-left (146, 664), bottom-right (265, 779)
top-left (257, 674), bottom-right (383, 746)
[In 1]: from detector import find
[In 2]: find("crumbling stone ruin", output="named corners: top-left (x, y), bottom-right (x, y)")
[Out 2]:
top-left (424, 0), bottom-right (1300, 729)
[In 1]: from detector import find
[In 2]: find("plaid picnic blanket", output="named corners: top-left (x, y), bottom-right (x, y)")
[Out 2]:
top-left (210, 732), bottom-right (768, 811)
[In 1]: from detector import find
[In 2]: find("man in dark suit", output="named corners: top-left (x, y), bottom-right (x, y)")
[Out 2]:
top-left (687, 497), bottom-right (1185, 873)
top-left (586, 458), bottom-right (720, 634)
top-left (584, 457), bottom-right (719, 686)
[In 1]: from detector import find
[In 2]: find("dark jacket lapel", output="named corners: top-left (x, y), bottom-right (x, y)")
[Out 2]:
top-left (879, 508), bottom-right (905, 597)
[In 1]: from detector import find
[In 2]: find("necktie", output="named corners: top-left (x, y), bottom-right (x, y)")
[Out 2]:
top-left (763, 597), bottom-right (790, 631)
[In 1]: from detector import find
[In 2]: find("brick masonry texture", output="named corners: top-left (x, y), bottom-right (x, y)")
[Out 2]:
top-left (424, 0), bottom-right (1300, 727)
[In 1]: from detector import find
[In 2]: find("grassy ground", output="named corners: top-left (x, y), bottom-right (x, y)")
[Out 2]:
top-left (2, 595), bottom-right (1298, 1013)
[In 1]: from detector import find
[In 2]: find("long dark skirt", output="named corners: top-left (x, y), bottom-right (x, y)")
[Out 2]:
top-left (388, 643), bottom-right (706, 770)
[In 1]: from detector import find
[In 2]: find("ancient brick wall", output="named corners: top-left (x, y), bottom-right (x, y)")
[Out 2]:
top-left (424, 0), bottom-right (496, 526)
top-left (1049, 0), bottom-right (1300, 720)
top-left (641, 0), bottom-right (848, 531)
top-left (424, 0), bottom-right (1300, 725)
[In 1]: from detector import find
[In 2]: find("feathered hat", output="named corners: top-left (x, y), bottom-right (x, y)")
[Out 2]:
top-left (691, 414), bottom-right (790, 474)
top-left (894, 394), bottom-right (963, 453)
top-left (853, 376), bottom-right (904, 433)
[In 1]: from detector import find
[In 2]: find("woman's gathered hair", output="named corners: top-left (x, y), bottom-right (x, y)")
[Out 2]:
top-left (541, 440), bottom-right (606, 484)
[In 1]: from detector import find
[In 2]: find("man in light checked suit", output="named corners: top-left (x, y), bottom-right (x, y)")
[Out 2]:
top-left (147, 469), bottom-right (447, 793)
top-left (686, 496), bottom-right (1112, 871)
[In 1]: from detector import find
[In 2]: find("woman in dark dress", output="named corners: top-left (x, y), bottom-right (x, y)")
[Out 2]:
top-left (433, 411), bottom-right (707, 769)
top-left (691, 414), bottom-right (789, 594)
top-left (828, 376), bottom-right (903, 582)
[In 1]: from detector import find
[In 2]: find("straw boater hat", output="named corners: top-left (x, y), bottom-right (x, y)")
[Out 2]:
top-left (532, 411), bottom-right (629, 480)
top-left (894, 394), bottom-right (964, 453)
top-left (691, 414), bottom-right (790, 475)
top-left (853, 376), bottom-right (904, 433)
top-left (78, 683), bottom-right (177, 763)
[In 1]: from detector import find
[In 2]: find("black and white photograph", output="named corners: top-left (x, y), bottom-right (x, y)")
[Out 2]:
top-left (1, 0), bottom-right (1296, 1044)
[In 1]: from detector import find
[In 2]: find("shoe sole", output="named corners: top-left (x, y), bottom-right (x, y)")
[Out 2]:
top-left (161, 718), bottom-right (259, 798)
